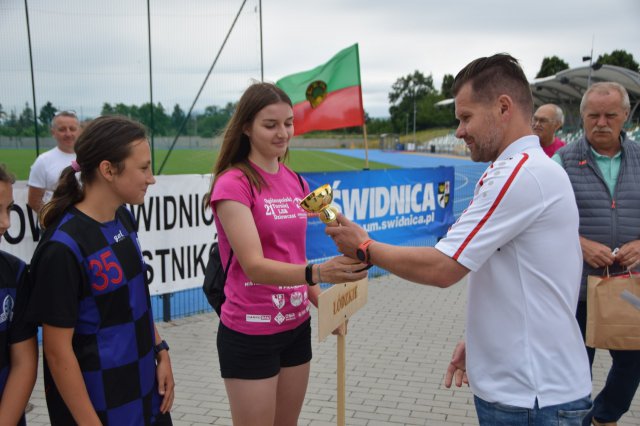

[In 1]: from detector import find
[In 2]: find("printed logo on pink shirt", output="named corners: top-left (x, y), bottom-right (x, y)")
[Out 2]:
top-left (275, 312), bottom-right (285, 324)
top-left (263, 196), bottom-right (298, 220)
top-left (290, 291), bottom-right (304, 307)
top-left (246, 314), bottom-right (271, 323)
top-left (293, 197), bottom-right (307, 218)
top-left (285, 313), bottom-right (296, 322)
top-left (272, 294), bottom-right (286, 309)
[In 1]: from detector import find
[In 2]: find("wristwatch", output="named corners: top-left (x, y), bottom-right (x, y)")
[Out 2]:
top-left (305, 263), bottom-right (317, 286)
top-left (154, 340), bottom-right (170, 355)
top-left (356, 239), bottom-right (374, 264)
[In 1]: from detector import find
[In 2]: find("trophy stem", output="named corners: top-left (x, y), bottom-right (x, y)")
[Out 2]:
top-left (320, 206), bottom-right (338, 224)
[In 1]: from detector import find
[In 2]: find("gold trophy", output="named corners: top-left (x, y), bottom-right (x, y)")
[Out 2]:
top-left (300, 184), bottom-right (339, 224)
top-left (301, 184), bottom-right (372, 272)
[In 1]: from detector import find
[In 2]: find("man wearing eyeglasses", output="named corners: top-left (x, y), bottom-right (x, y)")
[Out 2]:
top-left (27, 111), bottom-right (80, 213)
top-left (532, 103), bottom-right (566, 157)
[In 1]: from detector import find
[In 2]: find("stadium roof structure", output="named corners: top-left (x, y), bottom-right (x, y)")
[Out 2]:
top-left (436, 64), bottom-right (640, 111)
top-left (530, 64), bottom-right (640, 118)
top-left (434, 64), bottom-right (640, 129)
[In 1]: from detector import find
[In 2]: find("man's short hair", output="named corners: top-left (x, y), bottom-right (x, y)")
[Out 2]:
top-left (453, 53), bottom-right (534, 117)
top-left (0, 164), bottom-right (15, 184)
top-left (546, 104), bottom-right (565, 127)
top-left (51, 110), bottom-right (78, 128)
top-left (580, 82), bottom-right (631, 115)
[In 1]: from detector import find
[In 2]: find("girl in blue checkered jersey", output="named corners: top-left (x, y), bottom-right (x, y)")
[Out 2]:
top-left (0, 164), bottom-right (38, 426)
top-left (26, 116), bottom-right (174, 426)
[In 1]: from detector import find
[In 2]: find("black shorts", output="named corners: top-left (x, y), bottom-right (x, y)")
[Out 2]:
top-left (217, 319), bottom-right (312, 379)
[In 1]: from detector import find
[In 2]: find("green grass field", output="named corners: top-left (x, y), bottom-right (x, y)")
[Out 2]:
top-left (0, 148), bottom-right (395, 180)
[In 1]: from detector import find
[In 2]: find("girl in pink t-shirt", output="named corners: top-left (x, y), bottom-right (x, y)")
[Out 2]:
top-left (207, 82), bottom-right (368, 425)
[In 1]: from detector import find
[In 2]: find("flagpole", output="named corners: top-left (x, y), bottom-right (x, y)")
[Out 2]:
top-left (362, 122), bottom-right (370, 170)
top-left (354, 43), bottom-right (369, 170)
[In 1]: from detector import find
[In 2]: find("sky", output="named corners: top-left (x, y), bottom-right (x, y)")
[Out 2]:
top-left (261, 0), bottom-right (640, 117)
top-left (1, 0), bottom-right (639, 119)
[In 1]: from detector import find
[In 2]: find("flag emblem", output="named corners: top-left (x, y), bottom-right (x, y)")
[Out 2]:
top-left (306, 80), bottom-right (328, 108)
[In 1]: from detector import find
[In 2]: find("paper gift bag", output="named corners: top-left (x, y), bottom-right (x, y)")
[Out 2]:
top-left (586, 272), bottom-right (640, 350)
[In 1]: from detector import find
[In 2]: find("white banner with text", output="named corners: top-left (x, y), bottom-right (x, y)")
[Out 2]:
top-left (3, 175), bottom-right (216, 295)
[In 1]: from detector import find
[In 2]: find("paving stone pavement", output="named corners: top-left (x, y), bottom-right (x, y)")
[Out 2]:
top-left (26, 275), bottom-right (640, 425)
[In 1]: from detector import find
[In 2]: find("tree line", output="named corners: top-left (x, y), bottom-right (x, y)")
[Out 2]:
top-left (0, 101), bottom-right (235, 139)
top-left (1, 49), bottom-right (636, 139)
top-left (536, 49), bottom-right (638, 78)
top-left (370, 49), bottom-right (638, 136)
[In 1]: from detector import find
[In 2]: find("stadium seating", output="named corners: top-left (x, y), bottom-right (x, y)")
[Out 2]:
top-left (425, 134), bottom-right (469, 156)
top-left (627, 125), bottom-right (640, 141)
top-left (423, 124), bottom-right (639, 157)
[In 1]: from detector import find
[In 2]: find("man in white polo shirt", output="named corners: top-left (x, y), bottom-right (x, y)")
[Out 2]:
top-left (27, 110), bottom-right (80, 213)
top-left (327, 53), bottom-right (592, 424)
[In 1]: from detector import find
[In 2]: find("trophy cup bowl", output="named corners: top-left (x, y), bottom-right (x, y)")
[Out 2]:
top-left (300, 184), bottom-right (338, 224)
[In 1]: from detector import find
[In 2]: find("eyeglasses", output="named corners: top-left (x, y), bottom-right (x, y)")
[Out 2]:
top-left (531, 117), bottom-right (551, 125)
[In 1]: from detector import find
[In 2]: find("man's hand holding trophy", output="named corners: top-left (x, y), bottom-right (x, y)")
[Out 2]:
top-left (300, 184), bottom-right (373, 272)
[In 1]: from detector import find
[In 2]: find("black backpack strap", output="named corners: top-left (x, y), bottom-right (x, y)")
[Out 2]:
top-left (225, 248), bottom-right (233, 273)
top-left (295, 172), bottom-right (305, 193)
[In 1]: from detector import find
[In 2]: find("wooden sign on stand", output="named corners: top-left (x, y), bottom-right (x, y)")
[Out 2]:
top-left (317, 278), bottom-right (368, 426)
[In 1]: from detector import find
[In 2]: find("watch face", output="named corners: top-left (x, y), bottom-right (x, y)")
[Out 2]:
top-left (356, 249), bottom-right (366, 262)
top-left (155, 341), bottom-right (169, 353)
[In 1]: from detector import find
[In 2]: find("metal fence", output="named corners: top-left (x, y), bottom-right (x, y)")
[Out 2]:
top-left (1, 0), bottom-right (261, 169)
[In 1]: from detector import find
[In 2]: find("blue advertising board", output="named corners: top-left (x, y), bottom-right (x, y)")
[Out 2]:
top-left (301, 167), bottom-right (455, 259)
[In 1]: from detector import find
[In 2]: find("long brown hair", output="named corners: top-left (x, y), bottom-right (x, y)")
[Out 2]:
top-left (207, 82), bottom-right (293, 203)
top-left (0, 164), bottom-right (15, 184)
top-left (40, 115), bottom-right (147, 228)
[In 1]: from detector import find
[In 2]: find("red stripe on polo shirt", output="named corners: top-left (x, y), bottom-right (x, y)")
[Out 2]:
top-left (452, 153), bottom-right (529, 260)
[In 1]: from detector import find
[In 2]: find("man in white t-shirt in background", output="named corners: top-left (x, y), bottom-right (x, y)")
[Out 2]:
top-left (27, 111), bottom-right (80, 213)
top-left (327, 53), bottom-right (592, 424)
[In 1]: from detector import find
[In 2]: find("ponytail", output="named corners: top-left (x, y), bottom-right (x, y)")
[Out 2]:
top-left (40, 166), bottom-right (84, 228)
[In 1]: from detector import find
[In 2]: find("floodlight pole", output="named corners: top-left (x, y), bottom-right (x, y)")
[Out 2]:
top-left (24, 0), bottom-right (40, 156)
top-left (147, 0), bottom-right (155, 173)
top-left (584, 36), bottom-right (595, 88)
top-left (259, 0), bottom-right (264, 82)
top-left (587, 51), bottom-right (593, 88)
